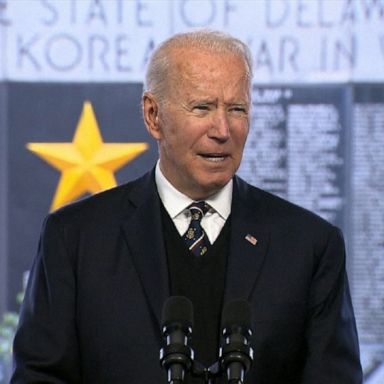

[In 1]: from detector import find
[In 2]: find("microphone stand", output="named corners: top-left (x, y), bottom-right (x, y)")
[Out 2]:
top-left (191, 360), bottom-right (221, 384)
top-left (160, 298), bottom-right (253, 384)
top-left (161, 332), bottom-right (253, 384)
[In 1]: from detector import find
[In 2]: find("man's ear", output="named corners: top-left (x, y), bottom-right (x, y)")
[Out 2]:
top-left (142, 92), bottom-right (162, 140)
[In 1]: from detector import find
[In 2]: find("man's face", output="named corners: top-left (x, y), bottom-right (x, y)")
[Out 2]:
top-left (144, 48), bottom-right (250, 200)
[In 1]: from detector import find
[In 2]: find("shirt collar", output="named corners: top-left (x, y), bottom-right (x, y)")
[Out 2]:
top-left (155, 161), bottom-right (232, 220)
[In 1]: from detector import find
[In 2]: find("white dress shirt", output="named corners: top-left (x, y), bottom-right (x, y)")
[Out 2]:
top-left (155, 162), bottom-right (232, 244)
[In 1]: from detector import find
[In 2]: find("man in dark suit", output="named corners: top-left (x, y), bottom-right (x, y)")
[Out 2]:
top-left (12, 30), bottom-right (362, 383)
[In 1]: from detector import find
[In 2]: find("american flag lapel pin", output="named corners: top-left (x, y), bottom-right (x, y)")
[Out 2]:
top-left (245, 234), bottom-right (258, 246)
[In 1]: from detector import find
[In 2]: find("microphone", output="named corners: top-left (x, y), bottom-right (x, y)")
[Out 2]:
top-left (160, 296), bottom-right (194, 384)
top-left (219, 299), bottom-right (254, 384)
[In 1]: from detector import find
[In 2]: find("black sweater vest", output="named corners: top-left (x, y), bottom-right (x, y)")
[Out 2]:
top-left (161, 204), bottom-right (230, 382)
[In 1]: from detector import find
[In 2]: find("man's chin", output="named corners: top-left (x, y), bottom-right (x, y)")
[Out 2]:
top-left (193, 177), bottom-right (232, 198)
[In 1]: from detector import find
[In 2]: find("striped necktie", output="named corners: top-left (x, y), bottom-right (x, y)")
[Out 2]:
top-left (183, 201), bottom-right (210, 256)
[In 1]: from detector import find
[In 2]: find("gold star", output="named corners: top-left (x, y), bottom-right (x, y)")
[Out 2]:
top-left (27, 101), bottom-right (149, 211)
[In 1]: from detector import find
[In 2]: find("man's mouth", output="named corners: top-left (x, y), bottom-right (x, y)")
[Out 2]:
top-left (199, 153), bottom-right (228, 162)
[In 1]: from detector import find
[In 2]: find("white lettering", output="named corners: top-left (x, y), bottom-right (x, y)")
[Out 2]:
top-left (17, 35), bottom-right (41, 70)
top-left (180, 0), bottom-right (216, 27)
top-left (89, 35), bottom-right (109, 71)
top-left (266, 0), bottom-right (289, 28)
top-left (0, 0), bottom-right (11, 26)
top-left (45, 34), bottom-right (82, 71)
top-left (136, 0), bottom-right (153, 27)
top-left (40, 0), bottom-right (58, 26)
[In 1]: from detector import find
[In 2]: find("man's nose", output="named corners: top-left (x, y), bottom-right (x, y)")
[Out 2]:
top-left (208, 110), bottom-right (230, 141)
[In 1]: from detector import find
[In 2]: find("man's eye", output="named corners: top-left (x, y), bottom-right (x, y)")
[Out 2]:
top-left (194, 105), bottom-right (209, 111)
top-left (230, 106), bottom-right (247, 114)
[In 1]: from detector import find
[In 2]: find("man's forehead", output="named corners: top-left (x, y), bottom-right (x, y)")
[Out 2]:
top-left (162, 47), bottom-right (251, 101)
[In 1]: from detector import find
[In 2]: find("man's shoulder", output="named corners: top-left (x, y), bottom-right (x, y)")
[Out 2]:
top-left (234, 176), bottom-right (337, 232)
top-left (47, 170), bottom-right (155, 226)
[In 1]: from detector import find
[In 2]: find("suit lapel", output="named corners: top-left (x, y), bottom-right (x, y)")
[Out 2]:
top-left (224, 177), bottom-right (270, 303)
top-left (119, 173), bottom-right (269, 323)
top-left (120, 171), bottom-right (170, 327)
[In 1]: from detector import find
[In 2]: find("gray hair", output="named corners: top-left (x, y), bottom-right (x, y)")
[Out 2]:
top-left (144, 29), bottom-right (253, 102)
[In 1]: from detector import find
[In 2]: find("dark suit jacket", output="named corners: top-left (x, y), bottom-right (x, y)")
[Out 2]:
top-left (12, 170), bottom-right (362, 383)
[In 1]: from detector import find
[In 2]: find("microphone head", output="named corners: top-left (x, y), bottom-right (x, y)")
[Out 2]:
top-left (221, 299), bottom-right (252, 338)
top-left (160, 296), bottom-right (194, 379)
top-left (161, 296), bottom-right (194, 332)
